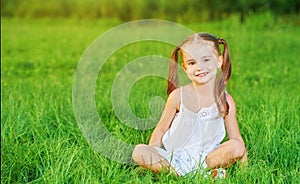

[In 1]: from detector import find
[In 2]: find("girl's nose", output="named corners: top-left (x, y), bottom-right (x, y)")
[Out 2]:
top-left (196, 61), bottom-right (203, 70)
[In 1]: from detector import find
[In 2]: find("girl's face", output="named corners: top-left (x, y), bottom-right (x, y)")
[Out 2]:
top-left (181, 43), bottom-right (222, 85)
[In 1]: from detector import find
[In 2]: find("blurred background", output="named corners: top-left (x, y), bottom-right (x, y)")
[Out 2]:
top-left (1, 0), bottom-right (299, 23)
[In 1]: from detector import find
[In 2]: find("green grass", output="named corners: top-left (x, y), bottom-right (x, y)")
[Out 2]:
top-left (2, 14), bottom-right (300, 183)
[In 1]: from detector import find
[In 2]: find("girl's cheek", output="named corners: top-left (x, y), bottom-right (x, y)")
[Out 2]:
top-left (186, 68), bottom-right (194, 74)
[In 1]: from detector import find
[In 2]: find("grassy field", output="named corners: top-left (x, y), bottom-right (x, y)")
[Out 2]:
top-left (1, 14), bottom-right (300, 183)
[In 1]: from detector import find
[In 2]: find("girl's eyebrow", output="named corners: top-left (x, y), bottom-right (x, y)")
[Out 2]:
top-left (185, 56), bottom-right (212, 62)
top-left (186, 59), bottom-right (196, 62)
top-left (201, 56), bottom-right (212, 59)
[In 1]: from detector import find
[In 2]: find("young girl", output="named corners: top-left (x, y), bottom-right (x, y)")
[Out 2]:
top-left (132, 33), bottom-right (247, 177)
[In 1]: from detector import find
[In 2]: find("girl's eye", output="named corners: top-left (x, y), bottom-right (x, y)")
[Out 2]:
top-left (188, 61), bottom-right (195, 65)
top-left (204, 58), bottom-right (210, 62)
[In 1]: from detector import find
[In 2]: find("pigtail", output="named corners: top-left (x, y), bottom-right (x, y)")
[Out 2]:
top-left (167, 46), bottom-right (180, 96)
top-left (215, 38), bottom-right (232, 116)
top-left (219, 38), bottom-right (231, 83)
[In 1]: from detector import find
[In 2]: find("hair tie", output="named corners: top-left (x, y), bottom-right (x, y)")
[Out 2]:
top-left (218, 38), bottom-right (226, 45)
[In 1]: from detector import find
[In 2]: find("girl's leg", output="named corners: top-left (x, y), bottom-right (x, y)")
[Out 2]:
top-left (132, 144), bottom-right (174, 173)
top-left (205, 139), bottom-right (247, 169)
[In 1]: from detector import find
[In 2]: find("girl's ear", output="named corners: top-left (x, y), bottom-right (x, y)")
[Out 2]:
top-left (218, 55), bottom-right (223, 68)
top-left (182, 62), bottom-right (187, 71)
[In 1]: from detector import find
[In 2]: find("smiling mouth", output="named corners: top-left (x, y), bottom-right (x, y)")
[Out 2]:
top-left (195, 72), bottom-right (208, 77)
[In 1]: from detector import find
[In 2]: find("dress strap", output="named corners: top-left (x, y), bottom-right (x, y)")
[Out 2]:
top-left (178, 86), bottom-right (183, 112)
top-left (180, 86), bottom-right (183, 104)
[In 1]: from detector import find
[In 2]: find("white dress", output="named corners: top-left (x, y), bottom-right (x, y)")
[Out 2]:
top-left (154, 87), bottom-right (226, 176)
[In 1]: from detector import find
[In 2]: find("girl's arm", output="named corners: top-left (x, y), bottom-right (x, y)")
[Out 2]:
top-left (224, 93), bottom-right (246, 152)
top-left (205, 93), bottom-right (247, 168)
top-left (148, 89), bottom-right (180, 147)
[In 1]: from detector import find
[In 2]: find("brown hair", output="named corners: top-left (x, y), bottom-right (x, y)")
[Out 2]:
top-left (167, 33), bottom-right (231, 116)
